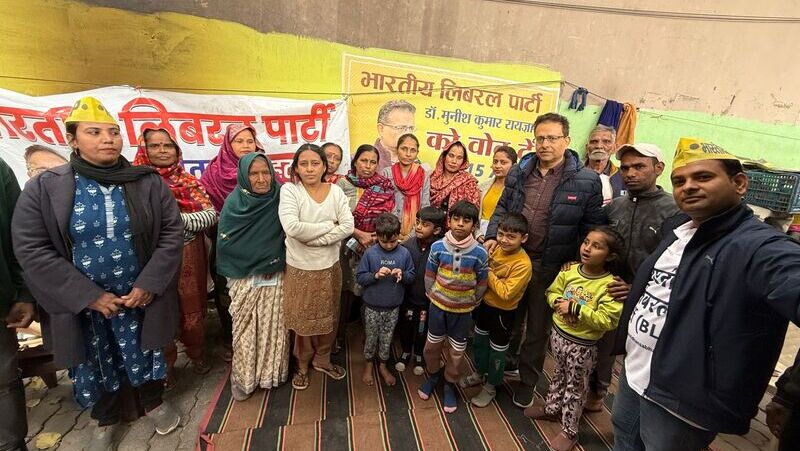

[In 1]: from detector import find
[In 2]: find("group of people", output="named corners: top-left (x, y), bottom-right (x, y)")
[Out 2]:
top-left (0, 95), bottom-right (798, 451)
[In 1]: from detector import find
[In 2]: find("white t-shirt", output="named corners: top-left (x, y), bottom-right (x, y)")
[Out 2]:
top-left (625, 220), bottom-right (697, 394)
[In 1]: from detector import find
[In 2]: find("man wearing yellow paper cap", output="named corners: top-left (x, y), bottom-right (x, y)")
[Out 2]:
top-left (610, 138), bottom-right (800, 450)
top-left (12, 96), bottom-right (184, 450)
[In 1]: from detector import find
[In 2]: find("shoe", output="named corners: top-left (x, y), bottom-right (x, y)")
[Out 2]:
top-left (191, 358), bottom-right (212, 375)
top-left (470, 383), bottom-right (496, 408)
top-left (88, 424), bottom-right (117, 451)
top-left (418, 372), bottom-right (440, 400)
top-left (512, 385), bottom-right (536, 408)
top-left (412, 356), bottom-right (425, 376)
top-left (442, 382), bottom-right (458, 413)
top-left (523, 404), bottom-right (558, 422)
top-left (458, 371), bottom-right (485, 389)
top-left (395, 352), bottom-right (411, 372)
top-left (550, 430), bottom-right (578, 451)
top-left (584, 390), bottom-right (605, 412)
top-left (146, 401), bottom-right (181, 435)
top-left (503, 360), bottom-right (520, 378)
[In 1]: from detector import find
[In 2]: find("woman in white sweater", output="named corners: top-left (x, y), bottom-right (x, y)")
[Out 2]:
top-left (279, 144), bottom-right (354, 390)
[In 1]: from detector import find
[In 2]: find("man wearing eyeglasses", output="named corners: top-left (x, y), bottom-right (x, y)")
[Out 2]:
top-left (584, 125), bottom-right (624, 204)
top-left (24, 145), bottom-right (67, 179)
top-left (375, 99), bottom-right (416, 173)
top-left (484, 112), bottom-right (607, 409)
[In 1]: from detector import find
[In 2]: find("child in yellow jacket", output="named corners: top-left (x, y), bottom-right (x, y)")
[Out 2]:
top-left (459, 213), bottom-right (532, 407)
top-left (525, 226), bottom-right (625, 451)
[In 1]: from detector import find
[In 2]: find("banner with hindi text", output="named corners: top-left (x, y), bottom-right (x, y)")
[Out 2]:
top-left (344, 54), bottom-right (560, 182)
top-left (0, 86), bottom-right (349, 185)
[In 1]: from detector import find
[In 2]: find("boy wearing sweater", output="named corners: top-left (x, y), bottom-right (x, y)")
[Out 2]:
top-left (397, 207), bottom-right (446, 376)
top-left (418, 200), bottom-right (489, 413)
top-left (460, 213), bottom-right (532, 407)
top-left (356, 213), bottom-right (415, 386)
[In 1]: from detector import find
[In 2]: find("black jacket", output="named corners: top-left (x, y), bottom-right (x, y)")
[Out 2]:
top-left (613, 203), bottom-right (800, 434)
top-left (606, 187), bottom-right (680, 280)
top-left (0, 158), bottom-right (32, 316)
top-left (485, 149), bottom-right (607, 265)
top-left (775, 349), bottom-right (800, 409)
top-left (402, 235), bottom-right (433, 306)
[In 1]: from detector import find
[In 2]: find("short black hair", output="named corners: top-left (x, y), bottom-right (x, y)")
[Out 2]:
top-left (449, 200), bottom-right (479, 224)
top-left (497, 212), bottom-right (528, 235)
top-left (720, 159), bottom-right (744, 178)
top-left (416, 206), bottom-right (446, 230)
top-left (375, 213), bottom-right (401, 239)
top-left (533, 112), bottom-right (570, 137)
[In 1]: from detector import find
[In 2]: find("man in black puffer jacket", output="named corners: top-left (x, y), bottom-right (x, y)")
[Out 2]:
top-left (484, 113), bottom-right (607, 408)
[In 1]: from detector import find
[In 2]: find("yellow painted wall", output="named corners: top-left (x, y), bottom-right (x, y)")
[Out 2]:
top-left (0, 0), bottom-right (558, 99)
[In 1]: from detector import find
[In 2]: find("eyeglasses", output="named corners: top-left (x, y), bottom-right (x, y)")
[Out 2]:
top-left (26, 166), bottom-right (47, 177)
top-left (380, 123), bottom-right (416, 133)
top-left (534, 135), bottom-right (565, 144)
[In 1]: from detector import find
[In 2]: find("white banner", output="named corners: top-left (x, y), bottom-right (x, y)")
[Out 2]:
top-left (0, 86), bottom-right (350, 185)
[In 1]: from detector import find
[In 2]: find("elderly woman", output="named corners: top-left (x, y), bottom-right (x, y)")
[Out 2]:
top-left (381, 133), bottom-right (430, 240)
top-left (322, 142), bottom-right (345, 183)
top-left (12, 97), bottom-right (183, 449)
top-left (134, 127), bottom-right (217, 385)
top-left (201, 124), bottom-right (265, 360)
top-left (279, 144), bottom-right (353, 390)
top-left (477, 145), bottom-right (517, 240)
top-left (335, 144), bottom-right (395, 349)
top-left (217, 153), bottom-right (289, 400)
top-left (429, 141), bottom-right (480, 217)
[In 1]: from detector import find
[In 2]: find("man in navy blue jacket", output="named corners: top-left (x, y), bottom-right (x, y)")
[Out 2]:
top-left (611, 138), bottom-right (800, 450)
top-left (484, 113), bottom-right (607, 407)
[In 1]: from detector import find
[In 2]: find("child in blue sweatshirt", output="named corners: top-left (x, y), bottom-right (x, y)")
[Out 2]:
top-left (356, 213), bottom-right (415, 386)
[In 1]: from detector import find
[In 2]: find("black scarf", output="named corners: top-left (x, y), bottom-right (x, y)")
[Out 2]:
top-left (70, 152), bottom-right (157, 264)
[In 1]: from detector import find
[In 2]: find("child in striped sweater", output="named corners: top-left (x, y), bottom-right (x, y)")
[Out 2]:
top-left (418, 200), bottom-right (489, 413)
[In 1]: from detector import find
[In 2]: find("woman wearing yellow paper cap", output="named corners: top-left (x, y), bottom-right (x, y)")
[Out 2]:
top-left (12, 97), bottom-right (184, 449)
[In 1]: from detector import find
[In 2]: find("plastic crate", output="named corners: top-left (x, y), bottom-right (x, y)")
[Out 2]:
top-left (744, 170), bottom-right (800, 214)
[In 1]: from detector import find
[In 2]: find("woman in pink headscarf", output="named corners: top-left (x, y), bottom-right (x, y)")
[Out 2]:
top-left (201, 125), bottom-right (265, 211)
top-left (201, 124), bottom-right (265, 360)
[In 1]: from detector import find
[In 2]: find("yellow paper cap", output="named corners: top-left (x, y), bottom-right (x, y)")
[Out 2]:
top-left (672, 137), bottom-right (738, 171)
top-left (64, 96), bottom-right (118, 126)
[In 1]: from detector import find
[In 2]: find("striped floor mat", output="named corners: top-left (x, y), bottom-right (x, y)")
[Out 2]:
top-left (199, 325), bottom-right (620, 451)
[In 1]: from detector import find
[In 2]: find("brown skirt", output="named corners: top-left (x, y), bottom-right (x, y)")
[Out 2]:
top-left (283, 263), bottom-right (342, 337)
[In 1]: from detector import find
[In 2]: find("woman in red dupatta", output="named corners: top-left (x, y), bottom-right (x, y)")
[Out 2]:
top-left (134, 127), bottom-right (218, 385)
top-left (335, 144), bottom-right (395, 352)
top-left (429, 141), bottom-right (480, 216)
top-left (381, 133), bottom-right (430, 240)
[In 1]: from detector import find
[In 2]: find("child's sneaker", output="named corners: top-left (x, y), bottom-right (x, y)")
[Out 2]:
top-left (418, 371), bottom-right (441, 400)
top-left (395, 352), bottom-right (411, 372)
top-left (442, 382), bottom-right (458, 413)
top-left (458, 371), bottom-right (485, 389)
top-left (470, 383), bottom-right (496, 407)
top-left (412, 356), bottom-right (425, 376)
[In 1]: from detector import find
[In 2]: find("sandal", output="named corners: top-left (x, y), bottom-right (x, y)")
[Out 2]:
top-left (313, 364), bottom-right (347, 380)
top-left (292, 371), bottom-right (310, 390)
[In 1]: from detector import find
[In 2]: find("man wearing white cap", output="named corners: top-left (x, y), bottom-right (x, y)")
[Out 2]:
top-left (585, 143), bottom-right (680, 411)
top-left (610, 138), bottom-right (800, 450)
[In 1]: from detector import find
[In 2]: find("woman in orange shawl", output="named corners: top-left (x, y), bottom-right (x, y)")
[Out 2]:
top-left (134, 127), bottom-right (218, 385)
top-left (429, 141), bottom-right (480, 217)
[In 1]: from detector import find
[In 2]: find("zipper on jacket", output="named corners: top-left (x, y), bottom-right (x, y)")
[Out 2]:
top-left (625, 196), bottom-right (638, 272)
